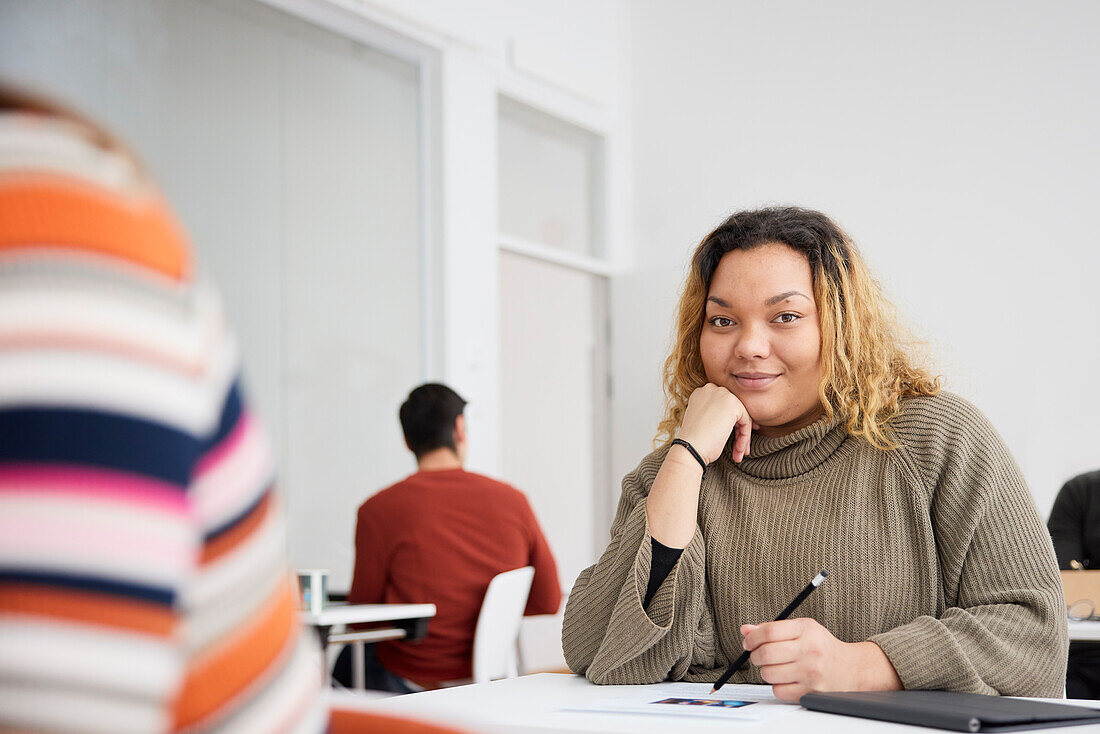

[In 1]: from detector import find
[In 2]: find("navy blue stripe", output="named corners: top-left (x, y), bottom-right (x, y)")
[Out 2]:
top-left (0, 407), bottom-right (200, 487)
top-left (204, 484), bottom-right (272, 544)
top-left (0, 570), bottom-right (176, 607)
top-left (202, 380), bottom-right (244, 456)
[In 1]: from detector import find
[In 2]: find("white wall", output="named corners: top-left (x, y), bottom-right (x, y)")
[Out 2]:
top-left (614, 0), bottom-right (1100, 517)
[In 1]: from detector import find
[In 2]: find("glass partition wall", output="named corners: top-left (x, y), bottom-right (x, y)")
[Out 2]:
top-left (0, 0), bottom-right (431, 586)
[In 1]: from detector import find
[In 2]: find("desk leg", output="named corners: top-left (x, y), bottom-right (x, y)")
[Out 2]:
top-left (351, 641), bottom-right (366, 690)
top-left (314, 625), bottom-right (332, 685)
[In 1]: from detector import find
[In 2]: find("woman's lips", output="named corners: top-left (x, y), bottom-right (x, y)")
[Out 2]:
top-left (733, 373), bottom-right (779, 389)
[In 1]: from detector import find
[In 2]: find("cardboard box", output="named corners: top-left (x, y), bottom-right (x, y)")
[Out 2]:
top-left (1060, 570), bottom-right (1100, 613)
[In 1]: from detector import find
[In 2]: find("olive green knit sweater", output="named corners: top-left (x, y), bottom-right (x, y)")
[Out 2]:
top-left (562, 392), bottom-right (1067, 696)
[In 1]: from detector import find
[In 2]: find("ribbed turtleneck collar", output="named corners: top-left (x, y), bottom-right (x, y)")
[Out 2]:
top-left (729, 413), bottom-right (849, 480)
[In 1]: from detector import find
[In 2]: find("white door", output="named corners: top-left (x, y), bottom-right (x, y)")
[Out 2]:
top-left (499, 250), bottom-right (609, 671)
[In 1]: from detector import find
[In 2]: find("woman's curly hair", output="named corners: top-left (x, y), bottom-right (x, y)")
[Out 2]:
top-left (658, 206), bottom-right (941, 449)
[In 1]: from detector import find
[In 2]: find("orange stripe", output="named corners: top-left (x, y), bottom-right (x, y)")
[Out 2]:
top-left (0, 584), bottom-right (176, 637)
top-left (0, 172), bottom-right (190, 280)
top-left (173, 578), bottom-right (298, 728)
top-left (201, 492), bottom-right (273, 565)
top-left (330, 710), bottom-right (469, 734)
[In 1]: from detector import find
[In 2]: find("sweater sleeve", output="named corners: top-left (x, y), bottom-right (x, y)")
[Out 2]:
top-left (870, 394), bottom-right (1068, 697)
top-left (561, 448), bottom-right (711, 684)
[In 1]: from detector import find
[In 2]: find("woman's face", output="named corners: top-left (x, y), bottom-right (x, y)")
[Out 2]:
top-left (699, 243), bottom-right (824, 437)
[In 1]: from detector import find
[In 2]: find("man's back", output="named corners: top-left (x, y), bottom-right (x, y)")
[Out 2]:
top-left (348, 468), bottom-right (561, 685)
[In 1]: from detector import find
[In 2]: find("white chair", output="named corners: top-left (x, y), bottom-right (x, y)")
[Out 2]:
top-left (471, 566), bottom-right (535, 684)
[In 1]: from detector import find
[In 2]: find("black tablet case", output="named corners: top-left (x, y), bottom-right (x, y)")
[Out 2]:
top-left (800, 691), bottom-right (1100, 732)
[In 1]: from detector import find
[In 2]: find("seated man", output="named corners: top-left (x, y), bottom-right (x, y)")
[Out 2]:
top-left (1048, 469), bottom-right (1100, 699)
top-left (341, 383), bottom-right (562, 691)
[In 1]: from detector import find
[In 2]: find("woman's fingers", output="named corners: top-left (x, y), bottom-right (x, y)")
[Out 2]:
top-left (748, 638), bottom-right (802, 667)
top-left (680, 384), bottom-right (753, 464)
top-left (733, 405), bottom-right (753, 462)
top-left (757, 660), bottom-right (803, 686)
top-left (742, 619), bottom-right (851, 697)
top-left (770, 682), bottom-right (810, 703)
top-left (741, 619), bottom-right (807, 649)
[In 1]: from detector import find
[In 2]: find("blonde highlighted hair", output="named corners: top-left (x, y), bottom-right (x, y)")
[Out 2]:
top-left (658, 207), bottom-right (941, 449)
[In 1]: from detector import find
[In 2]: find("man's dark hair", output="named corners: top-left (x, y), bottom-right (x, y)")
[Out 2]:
top-left (399, 383), bottom-right (468, 458)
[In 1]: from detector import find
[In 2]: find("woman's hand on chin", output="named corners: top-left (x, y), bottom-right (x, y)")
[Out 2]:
top-left (741, 618), bottom-right (903, 702)
top-left (678, 383), bottom-right (756, 464)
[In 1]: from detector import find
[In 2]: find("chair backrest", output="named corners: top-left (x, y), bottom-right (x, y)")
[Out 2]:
top-left (471, 566), bottom-right (535, 684)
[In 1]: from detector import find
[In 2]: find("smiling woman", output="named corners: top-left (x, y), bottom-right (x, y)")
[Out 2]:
top-left (699, 243), bottom-right (824, 436)
top-left (561, 206), bottom-right (1068, 702)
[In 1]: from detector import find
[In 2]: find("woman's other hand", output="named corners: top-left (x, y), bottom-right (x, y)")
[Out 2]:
top-left (741, 619), bottom-right (903, 702)
top-left (678, 383), bottom-right (756, 464)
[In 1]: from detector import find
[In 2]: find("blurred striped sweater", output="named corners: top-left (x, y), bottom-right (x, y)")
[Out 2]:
top-left (0, 112), bottom-right (328, 732)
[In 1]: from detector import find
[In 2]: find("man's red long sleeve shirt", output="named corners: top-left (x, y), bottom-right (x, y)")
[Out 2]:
top-left (348, 468), bottom-right (562, 685)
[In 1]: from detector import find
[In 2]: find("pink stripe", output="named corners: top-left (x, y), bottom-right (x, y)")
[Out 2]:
top-left (0, 515), bottom-right (192, 570)
top-left (193, 411), bottom-right (253, 478)
top-left (0, 464), bottom-right (188, 514)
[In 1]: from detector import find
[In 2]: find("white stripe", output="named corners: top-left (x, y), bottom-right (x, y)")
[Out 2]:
top-left (0, 114), bottom-right (147, 194)
top-left (0, 339), bottom-right (239, 436)
top-left (185, 505), bottom-right (288, 613)
top-left (0, 281), bottom-right (224, 369)
top-left (186, 554), bottom-right (286, 655)
top-left (0, 246), bottom-right (192, 296)
top-left (0, 616), bottom-right (182, 699)
top-left (287, 696), bottom-right (331, 734)
top-left (0, 683), bottom-right (167, 734)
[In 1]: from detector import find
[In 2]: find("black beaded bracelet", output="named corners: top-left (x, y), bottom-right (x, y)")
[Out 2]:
top-left (671, 438), bottom-right (707, 476)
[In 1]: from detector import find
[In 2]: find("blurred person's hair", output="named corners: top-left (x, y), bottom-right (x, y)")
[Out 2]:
top-left (399, 383), bottom-right (468, 458)
top-left (659, 206), bottom-right (941, 449)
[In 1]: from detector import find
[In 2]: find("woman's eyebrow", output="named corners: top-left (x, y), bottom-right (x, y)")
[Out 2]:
top-left (706, 296), bottom-right (730, 307)
top-left (765, 290), bottom-right (811, 306)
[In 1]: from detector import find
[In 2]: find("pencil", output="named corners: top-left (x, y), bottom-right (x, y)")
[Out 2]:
top-left (710, 569), bottom-right (829, 694)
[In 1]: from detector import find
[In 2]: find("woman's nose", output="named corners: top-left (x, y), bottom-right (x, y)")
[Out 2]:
top-left (733, 321), bottom-right (771, 360)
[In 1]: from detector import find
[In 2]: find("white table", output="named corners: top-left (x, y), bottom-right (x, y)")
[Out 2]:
top-left (301, 602), bottom-right (436, 629)
top-left (302, 602), bottom-right (436, 687)
top-left (301, 602), bottom-right (436, 647)
top-left (333, 673), bottom-right (1100, 734)
top-left (1069, 620), bottom-right (1100, 642)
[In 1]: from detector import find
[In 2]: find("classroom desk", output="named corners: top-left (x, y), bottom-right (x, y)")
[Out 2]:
top-left (1069, 620), bottom-right (1100, 642)
top-left (333, 673), bottom-right (1100, 734)
top-left (301, 602), bottom-right (436, 651)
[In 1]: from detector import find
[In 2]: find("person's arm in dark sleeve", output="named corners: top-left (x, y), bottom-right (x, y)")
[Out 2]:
top-left (644, 538), bottom-right (683, 610)
top-left (1048, 476), bottom-right (1088, 569)
top-left (519, 495), bottom-right (563, 615)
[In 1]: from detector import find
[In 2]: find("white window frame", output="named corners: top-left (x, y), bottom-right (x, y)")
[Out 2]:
top-left (257, 0), bottom-right (444, 381)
